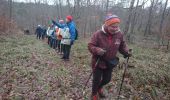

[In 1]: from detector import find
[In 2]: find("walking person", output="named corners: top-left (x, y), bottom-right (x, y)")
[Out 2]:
top-left (52, 15), bottom-right (77, 60)
top-left (56, 20), bottom-right (64, 53)
top-left (88, 14), bottom-right (132, 100)
top-left (46, 24), bottom-right (54, 45)
top-left (35, 25), bottom-right (43, 39)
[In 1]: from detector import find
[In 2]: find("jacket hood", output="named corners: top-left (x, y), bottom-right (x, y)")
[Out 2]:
top-left (101, 25), bottom-right (121, 35)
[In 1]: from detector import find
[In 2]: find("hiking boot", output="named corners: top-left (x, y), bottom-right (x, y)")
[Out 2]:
top-left (61, 56), bottom-right (65, 59)
top-left (98, 88), bottom-right (106, 98)
top-left (64, 58), bottom-right (69, 61)
top-left (91, 94), bottom-right (98, 100)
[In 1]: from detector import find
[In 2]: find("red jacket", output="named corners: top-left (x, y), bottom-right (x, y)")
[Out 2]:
top-left (88, 26), bottom-right (129, 69)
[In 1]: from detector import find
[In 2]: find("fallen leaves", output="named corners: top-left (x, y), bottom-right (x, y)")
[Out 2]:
top-left (0, 35), bottom-right (170, 99)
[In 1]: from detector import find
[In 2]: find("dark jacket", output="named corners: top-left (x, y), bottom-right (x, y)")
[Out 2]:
top-left (88, 26), bottom-right (129, 69)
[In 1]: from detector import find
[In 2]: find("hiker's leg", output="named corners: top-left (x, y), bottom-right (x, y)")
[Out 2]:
top-left (61, 44), bottom-right (64, 54)
top-left (98, 68), bottom-right (113, 89)
top-left (62, 44), bottom-right (66, 59)
top-left (38, 33), bottom-right (40, 39)
top-left (53, 39), bottom-right (56, 49)
top-left (58, 40), bottom-right (61, 52)
top-left (66, 45), bottom-right (71, 59)
top-left (56, 40), bottom-right (58, 50)
top-left (92, 67), bottom-right (103, 96)
top-left (64, 45), bottom-right (69, 59)
top-left (42, 34), bottom-right (44, 40)
top-left (56, 39), bottom-right (58, 49)
top-left (49, 37), bottom-right (51, 46)
top-left (50, 38), bottom-right (53, 48)
top-left (48, 36), bottom-right (50, 44)
top-left (39, 33), bottom-right (41, 39)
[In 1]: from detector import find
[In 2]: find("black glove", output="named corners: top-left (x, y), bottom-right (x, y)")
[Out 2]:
top-left (124, 49), bottom-right (132, 58)
top-left (70, 40), bottom-right (74, 45)
top-left (98, 48), bottom-right (106, 56)
top-left (124, 53), bottom-right (132, 58)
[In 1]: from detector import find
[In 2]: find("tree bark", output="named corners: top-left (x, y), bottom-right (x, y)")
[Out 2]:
top-left (130, 0), bottom-right (140, 35)
top-left (159, 0), bottom-right (168, 34)
top-left (123, 0), bottom-right (135, 38)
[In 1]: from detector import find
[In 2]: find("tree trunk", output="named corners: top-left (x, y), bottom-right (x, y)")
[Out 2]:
top-left (123, 0), bottom-right (135, 41)
top-left (130, 0), bottom-right (139, 35)
top-left (159, 0), bottom-right (168, 34)
top-left (66, 0), bottom-right (71, 13)
top-left (106, 0), bottom-right (109, 14)
top-left (9, 0), bottom-right (12, 20)
top-left (58, 0), bottom-right (63, 18)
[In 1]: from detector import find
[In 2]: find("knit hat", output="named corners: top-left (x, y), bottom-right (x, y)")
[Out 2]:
top-left (105, 14), bottom-right (120, 26)
top-left (66, 15), bottom-right (73, 21)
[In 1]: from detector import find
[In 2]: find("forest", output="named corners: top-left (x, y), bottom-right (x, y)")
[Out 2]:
top-left (0, 0), bottom-right (170, 99)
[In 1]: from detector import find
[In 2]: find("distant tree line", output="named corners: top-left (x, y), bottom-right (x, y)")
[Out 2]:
top-left (0, 0), bottom-right (170, 48)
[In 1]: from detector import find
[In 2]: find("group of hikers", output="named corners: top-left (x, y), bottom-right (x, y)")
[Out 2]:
top-left (35, 15), bottom-right (78, 61)
top-left (35, 14), bottom-right (132, 100)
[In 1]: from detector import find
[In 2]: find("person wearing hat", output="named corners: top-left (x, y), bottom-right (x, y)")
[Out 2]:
top-left (88, 14), bottom-right (132, 100)
top-left (52, 15), bottom-right (76, 60)
top-left (56, 20), bottom-right (64, 53)
top-left (35, 25), bottom-right (43, 39)
top-left (46, 24), bottom-right (54, 45)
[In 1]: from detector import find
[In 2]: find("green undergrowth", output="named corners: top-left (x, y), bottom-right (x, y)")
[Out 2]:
top-left (0, 34), bottom-right (169, 99)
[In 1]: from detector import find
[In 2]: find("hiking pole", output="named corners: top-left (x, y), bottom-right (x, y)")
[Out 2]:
top-left (77, 58), bottom-right (100, 99)
top-left (117, 57), bottom-right (129, 100)
top-left (82, 58), bottom-right (100, 94)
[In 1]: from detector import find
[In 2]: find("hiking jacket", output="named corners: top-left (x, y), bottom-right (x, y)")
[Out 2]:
top-left (60, 27), bottom-right (71, 45)
top-left (88, 25), bottom-right (129, 69)
top-left (47, 27), bottom-right (54, 36)
top-left (36, 27), bottom-right (43, 34)
top-left (52, 20), bottom-right (76, 41)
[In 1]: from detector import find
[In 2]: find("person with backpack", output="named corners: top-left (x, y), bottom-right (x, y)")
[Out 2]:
top-left (52, 15), bottom-right (77, 60)
top-left (88, 14), bottom-right (132, 100)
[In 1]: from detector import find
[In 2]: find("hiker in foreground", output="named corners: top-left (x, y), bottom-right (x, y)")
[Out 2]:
top-left (52, 15), bottom-right (77, 60)
top-left (88, 14), bottom-right (132, 100)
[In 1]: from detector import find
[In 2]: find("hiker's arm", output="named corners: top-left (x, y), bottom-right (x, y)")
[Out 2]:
top-left (119, 34), bottom-right (129, 57)
top-left (88, 33), bottom-right (105, 56)
top-left (52, 20), bottom-right (65, 28)
top-left (46, 27), bottom-right (50, 35)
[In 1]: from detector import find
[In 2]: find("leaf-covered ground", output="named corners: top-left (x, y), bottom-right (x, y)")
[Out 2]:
top-left (0, 34), bottom-right (170, 100)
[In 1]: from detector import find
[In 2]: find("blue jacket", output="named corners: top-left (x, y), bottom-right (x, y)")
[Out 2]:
top-left (36, 27), bottom-right (43, 34)
top-left (52, 20), bottom-right (76, 41)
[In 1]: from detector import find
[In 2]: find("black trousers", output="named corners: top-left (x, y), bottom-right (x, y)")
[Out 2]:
top-left (36, 32), bottom-right (41, 39)
top-left (47, 36), bottom-right (50, 45)
top-left (92, 67), bottom-right (113, 96)
top-left (61, 44), bottom-right (64, 53)
top-left (57, 40), bottom-right (61, 52)
top-left (63, 44), bottom-right (71, 59)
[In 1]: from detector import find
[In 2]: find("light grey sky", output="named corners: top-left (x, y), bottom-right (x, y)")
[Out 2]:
top-left (14, 0), bottom-right (170, 7)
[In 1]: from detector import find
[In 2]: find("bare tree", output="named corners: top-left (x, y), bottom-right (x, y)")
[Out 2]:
top-left (144, 0), bottom-right (159, 36)
top-left (159, 0), bottom-right (168, 34)
top-left (9, 0), bottom-right (13, 20)
top-left (123, 0), bottom-right (135, 36)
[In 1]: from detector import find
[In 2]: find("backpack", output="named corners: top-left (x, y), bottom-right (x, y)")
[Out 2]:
top-left (75, 28), bottom-right (78, 40)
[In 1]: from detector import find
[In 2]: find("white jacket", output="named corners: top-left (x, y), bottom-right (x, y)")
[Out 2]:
top-left (47, 27), bottom-right (54, 36)
top-left (60, 28), bottom-right (71, 45)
